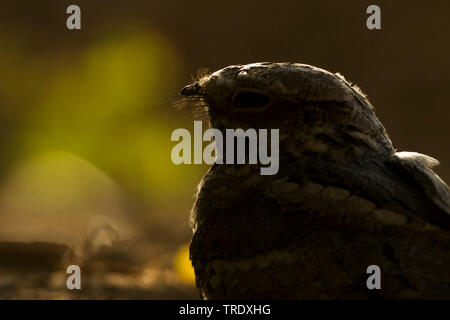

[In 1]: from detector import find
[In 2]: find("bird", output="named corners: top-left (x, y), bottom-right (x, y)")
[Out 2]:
top-left (178, 62), bottom-right (450, 299)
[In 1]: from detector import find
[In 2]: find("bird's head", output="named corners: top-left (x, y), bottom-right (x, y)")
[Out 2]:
top-left (180, 62), bottom-right (394, 161)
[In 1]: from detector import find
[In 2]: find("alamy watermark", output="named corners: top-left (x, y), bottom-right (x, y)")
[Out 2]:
top-left (64, 5), bottom-right (379, 31)
top-left (366, 264), bottom-right (381, 290)
top-left (66, 265), bottom-right (81, 290)
top-left (366, 5), bottom-right (381, 30)
top-left (171, 121), bottom-right (279, 175)
top-left (66, 5), bottom-right (81, 30)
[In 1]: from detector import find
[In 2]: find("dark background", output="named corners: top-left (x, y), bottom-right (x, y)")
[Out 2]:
top-left (0, 1), bottom-right (448, 299)
top-left (2, 0), bottom-right (445, 176)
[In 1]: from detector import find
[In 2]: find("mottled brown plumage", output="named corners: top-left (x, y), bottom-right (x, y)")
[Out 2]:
top-left (180, 62), bottom-right (450, 299)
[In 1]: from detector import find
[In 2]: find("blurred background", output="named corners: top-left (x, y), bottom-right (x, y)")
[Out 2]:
top-left (0, 0), bottom-right (448, 299)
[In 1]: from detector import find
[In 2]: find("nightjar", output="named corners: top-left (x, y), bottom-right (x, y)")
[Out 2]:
top-left (179, 62), bottom-right (450, 299)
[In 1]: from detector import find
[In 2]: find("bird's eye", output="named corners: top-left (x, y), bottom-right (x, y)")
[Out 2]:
top-left (233, 91), bottom-right (271, 109)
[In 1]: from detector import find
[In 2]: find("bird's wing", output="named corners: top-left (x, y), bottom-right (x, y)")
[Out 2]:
top-left (386, 152), bottom-right (450, 226)
top-left (278, 151), bottom-right (450, 229)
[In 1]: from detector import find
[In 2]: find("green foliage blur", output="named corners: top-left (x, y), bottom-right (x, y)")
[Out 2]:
top-left (0, 21), bottom-right (204, 296)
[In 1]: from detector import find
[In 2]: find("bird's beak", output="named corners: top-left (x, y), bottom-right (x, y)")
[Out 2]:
top-left (180, 83), bottom-right (203, 97)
